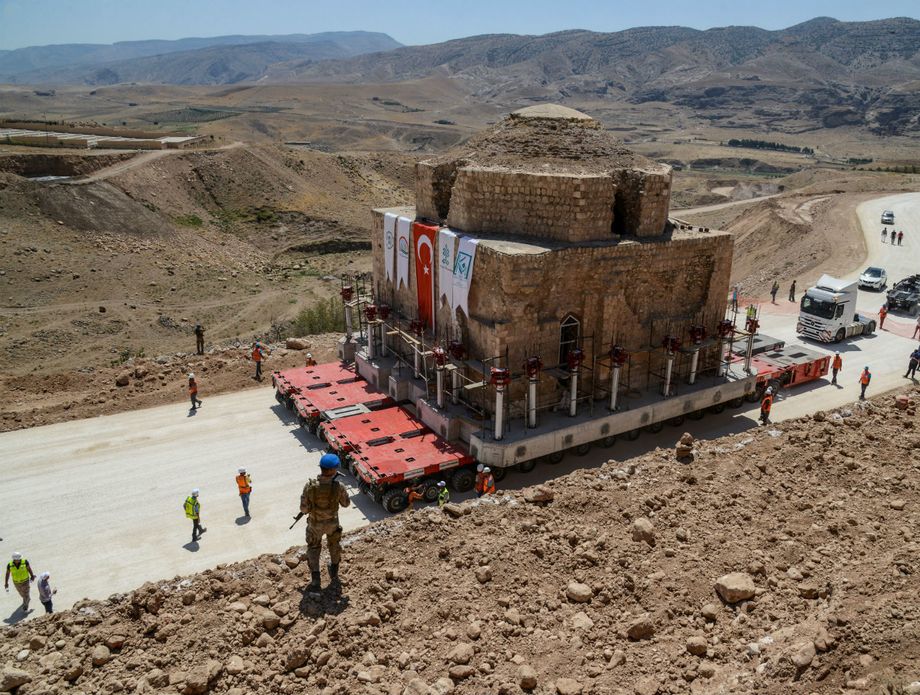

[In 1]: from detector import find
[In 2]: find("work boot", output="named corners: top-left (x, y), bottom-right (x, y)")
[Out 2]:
top-left (328, 563), bottom-right (339, 581)
top-left (307, 571), bottom-right (322, 592)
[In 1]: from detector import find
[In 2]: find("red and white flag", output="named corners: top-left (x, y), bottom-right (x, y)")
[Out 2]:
top-left (413, 221), bottom-right (438, 331)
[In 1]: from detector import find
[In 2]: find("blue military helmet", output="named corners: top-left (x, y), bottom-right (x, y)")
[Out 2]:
top-left (319, 453), bottom-right (341, 469)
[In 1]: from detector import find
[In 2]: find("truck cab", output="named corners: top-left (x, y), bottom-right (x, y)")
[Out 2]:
top-left (797, 274), bottom-right (876, 343)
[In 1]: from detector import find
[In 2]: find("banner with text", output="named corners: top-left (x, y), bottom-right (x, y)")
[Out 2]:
top-left (383, 212), bottom-right (397, 283)
top-left (452, 236), bottom-right (479, 318)
top-left (438, 228), bottom-right (459, 309)
top-left (395, 216), bottom-right (412, 290)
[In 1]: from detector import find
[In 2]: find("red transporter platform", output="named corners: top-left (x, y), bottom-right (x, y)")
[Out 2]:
top-left (350, 432), bottom-right (477, 513)
top-left (731, 342), bottom-right (829, 401)
top-left (318, 406), bottom-right (426, 454)
top-left (291, 372), bottom-right (393, 433)
top-left (271, 361), bottom-right (357, 407)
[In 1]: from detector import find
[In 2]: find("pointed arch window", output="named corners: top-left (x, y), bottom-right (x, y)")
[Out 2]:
top-left (559, 314), bottom-right (580, 365)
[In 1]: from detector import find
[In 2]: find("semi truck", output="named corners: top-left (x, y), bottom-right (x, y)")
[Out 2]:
top-left (796, 275), bottom-right (876, 343)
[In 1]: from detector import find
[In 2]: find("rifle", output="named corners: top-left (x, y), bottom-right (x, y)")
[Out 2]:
top-left (289, 513), bottom-right (304, 530)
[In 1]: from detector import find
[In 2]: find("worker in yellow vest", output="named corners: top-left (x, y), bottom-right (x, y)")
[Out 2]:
top-left (236, 468), bottom-right (252, 517)
top-left (4, 552), bottom-right (36, 612)
top-left (184, 489), bottom-right (206, 543)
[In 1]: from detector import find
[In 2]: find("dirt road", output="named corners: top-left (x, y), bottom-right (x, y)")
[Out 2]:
top-left (3, 192), bottom-right (920, 618)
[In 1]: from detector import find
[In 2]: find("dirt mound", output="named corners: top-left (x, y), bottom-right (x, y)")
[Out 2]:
top-left (3, 391), bottom-right (918, 694)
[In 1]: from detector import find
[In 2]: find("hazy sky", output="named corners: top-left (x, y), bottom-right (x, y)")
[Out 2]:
top-left (1, 0), bottom-right (918, 50)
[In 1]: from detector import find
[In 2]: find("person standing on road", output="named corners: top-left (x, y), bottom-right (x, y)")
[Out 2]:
top-left (236, 467), bottom-right (252, 517)
top-left (252, 341), bottom-right (267, 381)
top-left (770, 280), bottom-right (779, 303)
top-left (759, 387), bottom-right (773, 425)
top-left (881, 227), bottom-right (887, 243)
top-left (905, 349), bottom-right (920, 380)
top-left (481, 467), bottom-right (496, 496)
top-left (300, 453), bottom-right (350, 592)
top-left (194, 324), bottom-right (205, 355)
top-left (913, 314), bottom-right (920, 340)
top-left (187, 373), bottom-right (203, 410)
top-left (404, 482), bottom-right (425, 510)
top-left (437, 480), bottom-right (450, 508)
top-left (788, 280), bottom-right (797, 302)
top-left (731, 285), bottom-right (739, 313)
top-left (36, 572), bottom-right (56, 614)
top-left (898, 230), bottom-right (904, 246)
top-left (879, 304), bottom-right (888, 330)
top-left (831, 352), bottom-right (842, 386)
top-left (184, 489), bottom-right (206, 543)
top-left (859, 366), bottom-right (872, 400)
top-left (891, 229), bottom-right (897, 244)
top-left (4, 552), bottom-right (35, 612)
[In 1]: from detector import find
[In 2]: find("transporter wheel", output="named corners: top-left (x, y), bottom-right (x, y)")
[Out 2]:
top-left (709, 402), bottom-right (727, 414)
top-left (546, 450), bottom-right (565, 465)
top-left (744, 388), bottom-right (761, 403)
top-left (625, 428), bottom-right (641, 441)
top-left (491, 466), bottom-right (507, 482)
top-left (834, 328), bottom-right (846, 343)
top-left (381, 488), bottom-right (408, 514)
top-left (729, 396), bottom-right (745, 409)
top-left (421, 479), bottom-right (441, 503)
top-left (646, 420), bottom-right (664, 434)
top-left (317, 427), bottom-right (328, 444)
top-left (687, 408), bottom-right (706, 420)
top-left (866, 320), bottom-right (877, 335)
top-left (669, 415), bottom-right (685, 427)
top-left (599, 435), bottom-right (617, 448)
top-left (571, 442), bottom-right (592, 457)
top-left (450, 467), bottom-right (476, 493)
top-left (517, 459), bottom-right (538, 473)
top-left (286, 395), bottom-right (295, 410)
top-left (275, 390), bottom-right (284, 405)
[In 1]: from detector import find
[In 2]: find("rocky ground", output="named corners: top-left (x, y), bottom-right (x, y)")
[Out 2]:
top-left (1, 389), bottom-right (918, 694)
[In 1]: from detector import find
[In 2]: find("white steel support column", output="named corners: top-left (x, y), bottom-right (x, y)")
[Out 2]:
top-left (367, 323), bottom-right (376, 359)
top-left (609, 365), bottom-right (621, 411)
top-left (528, 377), bottom-right (538, 428)
top-left (414, 345), bottom-right (421, 379)
top-left (688, 349), bottom-right (700, 384)
top-left (744, 332), bottom-right (755, 374)
top-left (451, 369), bottom-right (460, 405)
top-left (663, 354), bottom-right (675, 396)
top-left (494, 386), bottom-right (505, 440)
top-left (569, 368), bottom-right (579, 417)
top-left (436, 368), bottom-right (445, 409)
top-left (344, 304), bottom-right (354, 340)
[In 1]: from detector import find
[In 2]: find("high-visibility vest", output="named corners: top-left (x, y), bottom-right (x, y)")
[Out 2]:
top-left (188, 380), bottom-right (198, 395)
top-left (761, 396), bottom-right (773, 414)
top-left (252, 347), bottom-right (262, 362)
top-left (474, 472), bottom-right (484, 493)
top-left (832, 356), bottom-right (842, 370)
top-left (7, 560), bottom-right (29, 584)
top-left (184, 496), bottom-right (199, 519)
top-left (437, 488), bottom-right (450, 506)
top-left (483, 475), bottom-right (496, 494)
top-left (860, 371), bottom-right (871, 385)
top-left (236, 474), bottom-right (251, 494)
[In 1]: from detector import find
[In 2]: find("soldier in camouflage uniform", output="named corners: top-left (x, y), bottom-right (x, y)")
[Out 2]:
top-left (301, 452), bottom-right (350, 591)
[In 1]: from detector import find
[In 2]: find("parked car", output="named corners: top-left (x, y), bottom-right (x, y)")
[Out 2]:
top-left (858, 266), bottom-right (887, 290)
top-left (881, 210), bottom-right (895, 224)
top-left (887, 274), bottom-right (920, 315)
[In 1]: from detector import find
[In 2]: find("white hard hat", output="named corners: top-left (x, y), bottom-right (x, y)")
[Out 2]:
top-left (765, 387), bottom-right (773, 395)
top-left (307, 353), bottom-right (313, 358)
top-left (238, 467), bottom-right (245, 474)
top-left (483, 467), bottom-right (491, 473)
top-left (437, 481), bottom-right (446, 488)
top-left (476, 464), bottom-right (483, 472)
top-left (192, 488), bottom-right (200, 496)
top-left (188, 372), bottom-right (195, 379)
top-left (11, 551), bottom-right (21, 561)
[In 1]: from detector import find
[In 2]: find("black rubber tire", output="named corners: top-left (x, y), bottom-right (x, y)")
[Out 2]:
top-left (599, 435), bottom-right (616, 448)
top-left (866, 320), bottom-right (876, 335)
top-left (546, 450), bottom-right (565, 465)
top-left (382, 488), bottom-right (408, 514)
top-left (275, 390), bottom-right (284, 405)
top-left (669, 415), bottom-right (685, 427)
top-left (729, 396), bottom-right (745, 408)
top-left (744, 388), bottom-right (761, 403)
top-left (834, 328), bottom-right (846, 343)
top-left (491, 466), bottom-right (507, 482)
top-left (710, 402), bottom-right (727, 414)
top-left (421, 480), bottom-right (440, 503)
top-left (317, 427), bottom-right (328, 443)
top-left (517, 459), bottom-right (537, 473)
top-left (687, 409), bottom-right (706, 420)
top-left (646, 421), bottom-right (664, 433)
top-left (572, 442), bottom-right (592, 457)
top-left (451, 467), bottom-right (476, 492)
top-left (626, 428), bottom-right (641, 441)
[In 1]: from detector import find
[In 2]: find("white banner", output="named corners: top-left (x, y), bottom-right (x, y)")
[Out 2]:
top-left (383, 212), bottom-right (397, 283)
top-left (438, 228), bottom-right (458, 309)
top-left (451, 237), bottom-right (479, 318)
top-left (396, 216), bottom-right (412, 290)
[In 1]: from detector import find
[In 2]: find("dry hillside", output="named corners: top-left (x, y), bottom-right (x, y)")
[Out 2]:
top-left (1, 390), bottom-right (918, 694)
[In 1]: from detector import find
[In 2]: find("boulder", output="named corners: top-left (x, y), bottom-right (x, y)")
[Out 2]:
top-left (0, 667), bottom-right (31, 692)
top-left (115, 373), bottom-right (131, 387)
top-left (626, 613), bottom-right (655, 641)
top-left (714, 572), bottom-right (756, 603)
top-left (790, 642), bottom-right (816, 670)
top-left (518, 665), bottom-right (538, 690)
top-left (631, 517), bottom-right (656, 545)
top-left (285, 338), bottom-right (311, 350)
top-left (446, 642), bottom-right (474, 665)
top-left (555, 678), bottom-right (583, 695)
top-left (92, 644), bottom-right (112, 667)
top-left (523, 485), bottom-right (554, 504)
top-left (225, 655), bottom-right (244, 675)
top-left (448, 664), bottom-right (475, 680)
top-left (565, 581), bottom-right (593, 603)
top-left (686, 635), bottom-right (707, 656)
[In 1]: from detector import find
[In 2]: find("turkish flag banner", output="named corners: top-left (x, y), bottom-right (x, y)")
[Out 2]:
top-left (413, 221), bottom-right (438, 331)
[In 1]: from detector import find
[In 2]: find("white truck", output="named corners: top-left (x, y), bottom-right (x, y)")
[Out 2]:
top-left (797, 274), bottom-right (876, 343)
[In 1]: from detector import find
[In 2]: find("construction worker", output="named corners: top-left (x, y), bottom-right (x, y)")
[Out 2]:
top-left (236, 467), bottom-right (252, 517)
top-left (898, 230), bottom-right (904, 246)
top-left (905, 349), bottom-right (920, 380)
top-left (859, 366), bottom-right (871, 400)
top-left (730, 285), bottom-right (739, 313)
top-left (913, 313), bottom-right (920, 340)
top-left (300, 453), bottom-right (350, 592)
top-left (745, 304), bottom-right (757, 322)
top-left (474, 463), bottom-right (485, 496)
top-left (759, 387), bottom-right (773, 425)
top-left (481, 467), bottom-right (496, 495)
top-left (770, 280), bottom-right (779, 304)
top-left (831, 352), bottom-right (842, 385)
top-left (251, 341), bottom-right (267, 381)
top-left (4, 552), bottom-right (35, 612)
top-left (37, 572), bottom-right (56, 614)
top-left (405, 482), bottom-right (425, 510)
top-left (437, 480), bottom-right (450, 507)
top-left (879, 304), bottom-right (888, 330)
top-left (305, 352), bottom-right (317, 367)
top-left (881, 227), bottom-right (887, 243)
top-left (188, 373), bottom-right (202, 409)
top-left (891, 229), bottom-right (897, 244)
top-left (194, 324), bottom-right (205, 355)
top-left (788, 280), bottom-right (796, 302)
top-left (184, 489), bottom-right (206, 543)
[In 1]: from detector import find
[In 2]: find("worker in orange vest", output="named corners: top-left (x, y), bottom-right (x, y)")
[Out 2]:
top-left (188, 373), bottom-right (203, 410)
top-left (251, 341), bottom-right (267, 380)
top-left (759, 387), bottom-right (773, 425)
top-left (831, 352), bottom-right (842, 386)
top-left (879, 304), bottom-right (888, 330)
top-left (481, 467), bottom-right (496, 495)
top-left (859, 366), bottom-right (871, 400)
top-left (236, 467), bottom-right (252, 517)
top-left (473, 463), bottom-right (485, 497)
top-left (404, 482), bottom-right (424, 510)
